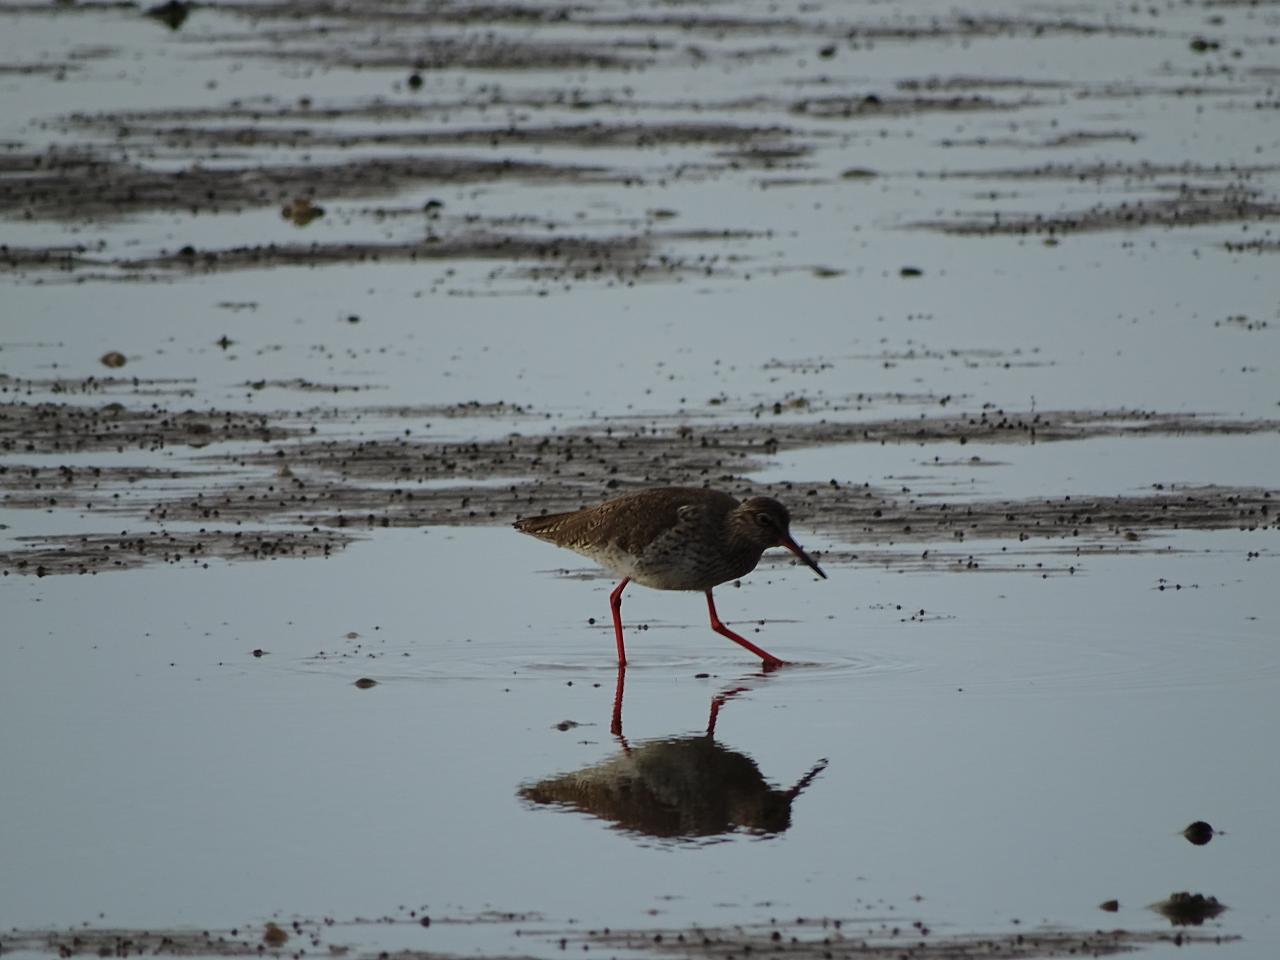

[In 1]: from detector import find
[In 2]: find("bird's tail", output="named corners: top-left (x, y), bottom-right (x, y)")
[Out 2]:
top-left (513, 512), bottom-right (576, 540)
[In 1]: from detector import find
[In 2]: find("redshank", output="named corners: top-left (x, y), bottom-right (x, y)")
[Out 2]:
top-left (513, 487), bottom-right (826, 668)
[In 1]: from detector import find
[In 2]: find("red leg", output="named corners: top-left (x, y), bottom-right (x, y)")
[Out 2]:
top-left (609, 577), bottom-right (631, 667)
top-left (705, 590), bottom-right (786, 669)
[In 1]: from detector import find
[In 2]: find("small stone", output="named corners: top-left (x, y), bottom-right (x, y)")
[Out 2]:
top-left (1183, 820), bottom-right (1215, 845)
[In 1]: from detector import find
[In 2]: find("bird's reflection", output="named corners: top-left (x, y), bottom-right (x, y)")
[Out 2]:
top-left (518, 667), bottom-right (827, 841)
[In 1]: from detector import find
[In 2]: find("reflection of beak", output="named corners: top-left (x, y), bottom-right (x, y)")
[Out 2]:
top-left (782, 535), bottom-right (827, 579)
top-left (785, 758), bottom-right (829, 799)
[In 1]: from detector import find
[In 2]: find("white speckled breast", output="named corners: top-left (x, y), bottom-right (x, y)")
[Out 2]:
top-left (579, 518), bottom-right (758, 591)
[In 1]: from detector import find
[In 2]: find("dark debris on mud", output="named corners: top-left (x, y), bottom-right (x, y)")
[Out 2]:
top-left (914, 177), bottom-right (1280, 236)
top-left (4, 529), bottom-right (349, 578)
top-left (91, 119), bottom-right (809, 153)
top-left (4, 229), bottom-right (754, 285)
top-left (792, 93), bottom-right (1036, 120)
top-left (0, 928), bottom-right (280, 959)
top-left (1, 401), bottom-right (293, 454)
top-left (108, 228), bottom-right (754, 283)
top-left (2, 399), bottom-right (1276, 577)
top-left (1, 373), bottom-right (198, 398)
top-left (569, 920), bottom-right (1235, 959)
top-left (0, 150), bottom-right (613, 223)
top-left (0, 914), bottom-right (1238, 960)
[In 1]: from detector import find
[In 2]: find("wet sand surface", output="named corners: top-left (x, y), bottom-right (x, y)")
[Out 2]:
top-left (1, 1), bottom-right (1277, 958)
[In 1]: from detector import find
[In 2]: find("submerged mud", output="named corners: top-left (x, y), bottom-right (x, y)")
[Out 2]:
top-left (2, 397), bottom-right (1275, 577)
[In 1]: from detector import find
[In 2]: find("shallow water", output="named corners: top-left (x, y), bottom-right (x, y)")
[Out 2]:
top-left (2, 0), bottom-right (1278, 957)
top-left (4, 527), bottom-right (1276, 955)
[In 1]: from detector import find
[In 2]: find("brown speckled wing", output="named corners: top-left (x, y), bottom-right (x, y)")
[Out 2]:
top-left (514, 487), bottom-right (736, 555)
top-left (593, 495), bottom-right (675, 554)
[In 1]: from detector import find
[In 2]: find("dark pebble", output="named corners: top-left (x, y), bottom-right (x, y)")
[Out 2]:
top-left (1183, 820), bottom-right (1215, 845)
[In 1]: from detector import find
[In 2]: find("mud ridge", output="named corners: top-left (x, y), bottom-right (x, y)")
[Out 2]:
top-left (0, 152), bottom-right (614, 223)
top-left (4, 529), bottom-right (351, 578)
top-left (92, 120), bottom-right (808, 153)
top-left (914, 181), bottom-right (1280, 236)
top-left (569, 920), bottom-right (1235, 959)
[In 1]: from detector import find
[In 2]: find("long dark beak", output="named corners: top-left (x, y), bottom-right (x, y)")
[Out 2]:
top-left (781, 535), bottom-right (827, 579)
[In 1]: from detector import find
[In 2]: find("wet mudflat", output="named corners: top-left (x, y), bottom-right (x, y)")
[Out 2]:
top-left (1, 395), bottom-right (1276, 575)
top-left (1, 1), bottom-right (1277, 959)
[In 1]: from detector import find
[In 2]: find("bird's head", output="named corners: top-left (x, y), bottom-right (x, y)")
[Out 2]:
top-left (736, 497), bottom-right (826, 579)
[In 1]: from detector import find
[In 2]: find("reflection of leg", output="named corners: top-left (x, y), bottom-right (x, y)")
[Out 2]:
top-left (706, 685), bottom-right (751, 737)
top-left (611, 663), bottom-right (626, 739)
top-left (609, 577), bottom-right (631, 666)
top-left (706, 692), bottom-right (725, 737)
top-left (704, 590), bottom-right (785, 669)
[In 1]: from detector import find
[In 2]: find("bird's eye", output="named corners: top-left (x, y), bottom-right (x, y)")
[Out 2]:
top-left (755, 512), bottom-right (774, 527)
